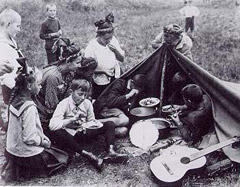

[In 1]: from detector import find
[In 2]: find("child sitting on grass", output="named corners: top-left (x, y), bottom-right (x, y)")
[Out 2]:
top-left (49, 79), bottom-right (128, 171)
top-left (1, 60), bottom-right (68, 181)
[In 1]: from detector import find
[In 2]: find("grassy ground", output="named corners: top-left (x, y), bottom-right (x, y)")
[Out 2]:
top-left (0, 0), bottom-right (240, 186)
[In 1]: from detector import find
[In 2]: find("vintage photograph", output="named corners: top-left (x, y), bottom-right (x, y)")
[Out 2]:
top-left (0, 0), bottom-right (240, 186)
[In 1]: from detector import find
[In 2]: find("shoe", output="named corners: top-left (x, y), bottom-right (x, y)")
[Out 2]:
top-left (103, 152), bottom-right (128, 164)
top-left (81, 151), bottom-right (103, 171)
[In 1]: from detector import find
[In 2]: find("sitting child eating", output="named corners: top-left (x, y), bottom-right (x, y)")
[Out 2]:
top-left (49, 79), bottom-right (128, 171)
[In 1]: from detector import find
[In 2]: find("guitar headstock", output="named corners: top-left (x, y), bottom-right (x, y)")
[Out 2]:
top-left (233, 136), bottom-right (240, 142)
top-left (232, 136), bottom-right (240, 149)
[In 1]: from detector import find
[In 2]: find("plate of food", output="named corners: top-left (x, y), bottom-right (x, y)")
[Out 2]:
top-left (82, 120), bottom-right (103, 130)
top-left (162, 105), bottom-right (178, 113)
top-left (139, 97), bottom-right (160, 107)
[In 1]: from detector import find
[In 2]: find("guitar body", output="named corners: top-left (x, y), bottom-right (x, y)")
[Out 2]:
top-left (150, 145), bottom-right (206, 183)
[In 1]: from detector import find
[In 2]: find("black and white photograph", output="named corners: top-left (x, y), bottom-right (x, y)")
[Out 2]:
top-left (0, 0), bottom-right (240, 186)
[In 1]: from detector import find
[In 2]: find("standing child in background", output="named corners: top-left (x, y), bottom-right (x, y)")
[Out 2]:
top-left (179, 0), bottom-right (200, 36)
top-left (40, 3), bottom-right (62, 64)
top-left (1, 62), bottom-right (68, 181)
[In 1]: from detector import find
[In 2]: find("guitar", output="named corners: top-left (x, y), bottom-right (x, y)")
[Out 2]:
top-left (150, 136), bottom-right (240, 183)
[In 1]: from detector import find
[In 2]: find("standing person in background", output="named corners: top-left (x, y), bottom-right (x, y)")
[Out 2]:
top-left (84, 13), bottom-right (125, 100)
top-left (0, 9), bottom-right (23, 132)
top-left (151, 23), bottom-right (193, 60)
top-left (179, 0), bottom-right (200, 37)
top-left (40, 3), bottom-right (62, 64)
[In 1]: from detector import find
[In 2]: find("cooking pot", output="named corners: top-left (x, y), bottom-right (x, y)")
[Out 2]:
top-left (144, 118), bottom-right (174, 139)
top-left (130, 107), bottom-right (157, 123)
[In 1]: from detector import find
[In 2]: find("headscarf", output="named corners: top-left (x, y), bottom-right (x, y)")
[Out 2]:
top-left (94, 13), bottom-right (115, 33)
top-left (163, 24), bottom-right (184, 36)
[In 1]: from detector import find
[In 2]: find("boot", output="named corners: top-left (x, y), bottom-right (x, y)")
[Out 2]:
top-left (81, 150), bottom-right (103, 171)
top-left (103, 145), bottom-right (128, 164)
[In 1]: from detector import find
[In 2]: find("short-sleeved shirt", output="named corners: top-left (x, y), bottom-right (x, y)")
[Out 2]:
top-left (84, 36), bottom-right (125, 85)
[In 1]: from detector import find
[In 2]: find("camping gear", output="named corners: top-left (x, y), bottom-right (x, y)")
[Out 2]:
top-left (130, 107), bottom-right (156, 122)
top-left (94, 43), bottom-right (240, 163)
top-left (162, 105), bottom-right (178, 114)
top-left (129, 120), bottom-right (159, 150)
top-left (139, 97), bottom-right (160, 107)
top-left (82, 120), bottom-right (103, 133)
top-left (150, 136), bottom-right (240, 183)
top-left (144, 118), bottom-right (177, 139)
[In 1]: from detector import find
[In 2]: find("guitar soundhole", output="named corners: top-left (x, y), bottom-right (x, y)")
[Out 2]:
top-left (180, 157), bottom-right (190, 164)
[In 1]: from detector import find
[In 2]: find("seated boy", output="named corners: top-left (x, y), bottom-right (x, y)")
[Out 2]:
top-left (49, 79), bottom-right (127, 171)
top-left (94, 74), bottom-right (148, 137)
top-left (170, 84), bottom-right (214, 144)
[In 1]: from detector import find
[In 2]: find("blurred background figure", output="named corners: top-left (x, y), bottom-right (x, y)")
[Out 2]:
top-left (40, 3), bottom-right (62, 64)
top-left (179, 0), bottom-right (200, 37)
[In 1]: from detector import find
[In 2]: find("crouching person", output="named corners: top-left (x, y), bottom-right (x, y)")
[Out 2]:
top-left (49, 79), bottom-right (128, 171)
top-left (170, 84), bottom-right (214, 145)
top-left (1, 64), bottom-right (68, 182)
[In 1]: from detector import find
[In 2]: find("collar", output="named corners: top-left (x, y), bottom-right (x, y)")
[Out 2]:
top-left (176, 34), bottom-right (186, 50)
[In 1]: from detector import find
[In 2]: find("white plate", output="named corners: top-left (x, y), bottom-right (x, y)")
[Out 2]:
top-left (162, 105), bottom-right (178, 113)
top-left (139, 97), bottom-right (160, 107)
top-left (82, 121), bottom-right (103, 129)
top-left (129, 121), bottom-right (159, 150)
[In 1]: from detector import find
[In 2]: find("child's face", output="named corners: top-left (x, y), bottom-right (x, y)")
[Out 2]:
top-left (29, 77), bottom-right (42, 95)
top-left (6, 17), bottom-right (21, 38)
top-left (47, 6), bottom-right (57, 18)
top-left (72, 88), bottom-right (87, 105)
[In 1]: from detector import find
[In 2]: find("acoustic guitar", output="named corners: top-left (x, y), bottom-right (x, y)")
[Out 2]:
top-left (150, 136), bottom-right (240, 183)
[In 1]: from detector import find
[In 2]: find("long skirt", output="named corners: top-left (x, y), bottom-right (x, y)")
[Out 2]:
top-left (1, 147), bottom-right (69, 181)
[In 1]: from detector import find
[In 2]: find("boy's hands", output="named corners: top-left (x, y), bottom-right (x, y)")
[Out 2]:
top-left (0, 60), bottom-right (14, 76)
top-left (125, 89), bottom-right (139, 99)
top-left (41, 138), bottom-right (51, 148)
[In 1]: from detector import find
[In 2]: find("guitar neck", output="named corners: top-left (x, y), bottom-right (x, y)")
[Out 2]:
top-left (190, 138), bottom-right (236, 161)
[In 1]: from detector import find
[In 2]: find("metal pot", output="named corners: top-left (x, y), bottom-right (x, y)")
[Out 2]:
top-left (130, 107), bottom-right (157, 123)
top-left (145, 118), bottom-right (173, 139)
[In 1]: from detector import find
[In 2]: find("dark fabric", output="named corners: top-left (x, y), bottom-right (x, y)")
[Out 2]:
top-left (1, 85), bottom-right (12, 105)
top-left (40, 17), bottom-right (61, 49)
top-left (170, 49), bottom-right (240, 163)
top-left (185, 17), bottom-right (194, 32)
top-left (92, 76), bottom-right (115, 99)
top-left (35, 66), bottom-right (69, 125)
top-left (74, 121), bottom-right (115, 147)
top-left (94, 45), bottom-right (168, 118)
top-left (94, 43), bottom-right (240, 162)
top-left (2, 149), bottom-right (68, 181)
top-left (46, 47), bottom-right (61, 64)
top-left (49, 129), bottom-right (83, 154)
top-left (178, 95), bottom-right (214, 142)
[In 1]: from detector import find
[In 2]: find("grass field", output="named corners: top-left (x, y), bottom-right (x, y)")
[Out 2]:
top-left (0, 0), bottom-right (240, 186)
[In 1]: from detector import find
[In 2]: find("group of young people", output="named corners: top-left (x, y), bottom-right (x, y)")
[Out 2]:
top-left (0, 2), bottom-right (212, 183)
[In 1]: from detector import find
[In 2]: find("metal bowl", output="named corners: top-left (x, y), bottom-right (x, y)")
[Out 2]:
top-left (130, 107), bottom-right (156, 117)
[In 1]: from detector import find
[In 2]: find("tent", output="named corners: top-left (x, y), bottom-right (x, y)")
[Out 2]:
top-left (94, 44), bottom-right (240, 163)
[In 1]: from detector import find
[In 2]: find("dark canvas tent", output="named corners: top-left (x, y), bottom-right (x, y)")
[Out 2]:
top-left (94, 44), bottom-right (240, 163)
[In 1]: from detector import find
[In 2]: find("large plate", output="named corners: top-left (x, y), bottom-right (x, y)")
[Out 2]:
top-left (139, 97), bottom-right (160, 107)
top-left (129, 121), bottom-right (159, 150)
top-left (82, 121), bottom-right (103, 129)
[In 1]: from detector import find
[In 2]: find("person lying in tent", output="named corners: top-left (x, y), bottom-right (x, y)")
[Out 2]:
top-left (94, 74), bottom-right (148, 137)
top-left (151, 23), bottom-right (193, 60)
top-left (169, 84), bottom-right (214, 145)
top-left (49, 79), bottom-right (128, 171)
